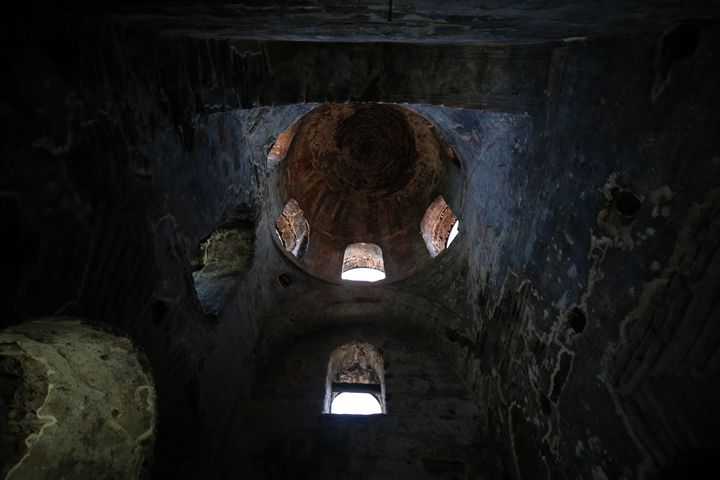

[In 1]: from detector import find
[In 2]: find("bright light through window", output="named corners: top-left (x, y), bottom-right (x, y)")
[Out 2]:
top-left (341, 267), bottom-right (386, 282)
top-left (421, 196), bottom-right (459, 257)
top-left (446, 220), bottom-right (460, 248)
top-left (330, 392), bottom-right (382, 415)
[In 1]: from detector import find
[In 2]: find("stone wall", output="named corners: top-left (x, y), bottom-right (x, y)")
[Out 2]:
top-left (230, 327), bottom-right (505, 480)
top-left (1, 5), bottom-right (719, 480)
top-left (0, 319), bottom-right (155, 479)
top-left (435, 22), bottom-right (720, 480)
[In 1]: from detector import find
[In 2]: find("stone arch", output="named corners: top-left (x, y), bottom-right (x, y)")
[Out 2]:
top-left (420, 195), bottom-right (460, 257)
top-left (275, 199), bottom-right (310, 259)
top-left (341, 242), bottom-right (385, 282)
top-left (323, 341), bottom-right (386, 414)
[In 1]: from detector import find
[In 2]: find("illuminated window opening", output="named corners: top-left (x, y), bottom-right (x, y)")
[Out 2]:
top-left (275, 199), bottom-right (309, 258)
top-left (324, 342), bottom-right (385, 415)
top-left (420, 195), bottom-right (460, 257)
top-left (447, 219), bottom-right (460, 248)
top-left (341, 243), bottom-right (385, 282)
top-left (267, 122), bottom-right (298, 169)
top-left (331, 392), bottom-right (382, 415)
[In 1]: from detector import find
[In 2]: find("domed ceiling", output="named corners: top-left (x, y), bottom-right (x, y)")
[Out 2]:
top-left (270, 103), bottom-right (463, 283)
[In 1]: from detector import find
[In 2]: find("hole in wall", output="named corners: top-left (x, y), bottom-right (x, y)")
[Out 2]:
top-left (615, 190), bottom-right (642, 224)
top-left (277, 273), bottom-right (293, 288)
top-left (341, 243), bottom-right (385, 282)
top-left (653, 21), bottom-right (707, 99)
top-left (324, 342), bottom-right (385, 414)
top-left (421, 195), bottom-right (460, 257)
top-left (567, 306), bottom-right (587, 334)
top-left (192, 206), bottom-right (256, 318)
top-left (275, 199), bottom-right (309, 259)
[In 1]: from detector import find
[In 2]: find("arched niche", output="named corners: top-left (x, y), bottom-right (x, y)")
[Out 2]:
top-left (421, 195), bottom-right (460, 257)
top-left (341, 242), bottom-right (385, 282)
top-left (323, 342), bottom-right (386, 414)
top-left (275, 199), bottom-right (310, 259)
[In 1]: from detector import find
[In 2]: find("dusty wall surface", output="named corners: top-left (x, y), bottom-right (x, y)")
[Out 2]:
top-left (0, 5), bottom-right (719, 480)
top-left (0, 319), bottom-right (155, 480)
top-left (436, 23), bottom-right (720, 480)
top-left (230, 327), bottom-right (504, 480)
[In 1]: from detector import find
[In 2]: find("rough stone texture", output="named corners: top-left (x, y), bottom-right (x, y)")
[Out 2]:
top-left (429, 24), bottom-right (720, 480)
top-left (605, 189), bottom-right (720, 476)
top-left (275, 198), bottom-right (309, 258)
top-left (193, 207), bottom-right (256, 318)
top-left (342, 243), bottom-right (385, 275)
top-left (0, 3), bottom-right (719, 480)
top-left (0, 319), bottom-right (155, 480)
top-left (234, 328), bottom-right (504, 480)
top-left (421, 195), bottom-right (459, 257)
top-left (276, 103), bottom-right (461, 283)
top-left (324, 341), bottom-right (385, 412)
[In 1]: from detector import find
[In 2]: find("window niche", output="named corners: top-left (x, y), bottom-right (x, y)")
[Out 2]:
top-left (193, 206), bottom-right (256, 319)
top-left (341, 242), bottom-right (385, 282)
top-left (275, 199), bottom-right (309, 259)
top-left (267, 122), bottom-right (299, 169)
top-left (324, 342), bottom-right (386, 415)
top-left (420, 195), bottom-right (460, 257)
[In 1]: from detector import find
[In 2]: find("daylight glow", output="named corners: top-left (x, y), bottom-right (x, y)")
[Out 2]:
top-left (446, 220), bottom-right (460, 248)
top-left (341, 267), bottom-right (386, 282)
top-left (331, 392), bottom-right (382, 415)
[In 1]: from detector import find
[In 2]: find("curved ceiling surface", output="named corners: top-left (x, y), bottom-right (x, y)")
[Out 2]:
top-left (275, 103), bottom-right (462, 283)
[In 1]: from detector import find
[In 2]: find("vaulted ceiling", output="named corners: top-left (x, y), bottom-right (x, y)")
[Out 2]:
top-left (1, 2), bottom-right (720, 479)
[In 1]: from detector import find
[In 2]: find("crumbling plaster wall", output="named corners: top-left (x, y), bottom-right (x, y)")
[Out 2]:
top-left (437, 23), bottom-right (720, 480)
top-left (1, 6), bottom-right (719, 480)
top-left (0, 19), bottom-right (298, 477)
top-left (232, 327), bottom-right (505, 480)
top-left (0, 319), bottom-right (156, 480)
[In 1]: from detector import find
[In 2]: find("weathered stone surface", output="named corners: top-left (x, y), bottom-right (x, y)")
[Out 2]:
top-left (0, 319), bottom-right (156, 480)
top-left (272, 103), bottom-right (462, 283)
top-left (192, 206), bottom-right (256, 318)
top-left (1, 3), bottom-right (719, 480)
top-left (231, 328), bottom-right (505, 480)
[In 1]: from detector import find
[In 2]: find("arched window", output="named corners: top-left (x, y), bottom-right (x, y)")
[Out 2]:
top-left (420, 195), bottom-right (460, 257)
top-left (341, 243), bottom-right (385, 282)
top-left (267, 122), bottom-right (298, 169)
top-left (324, 342), bottom-right (385, 415)
top-left (275, 199), bottom-right (309, 258)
